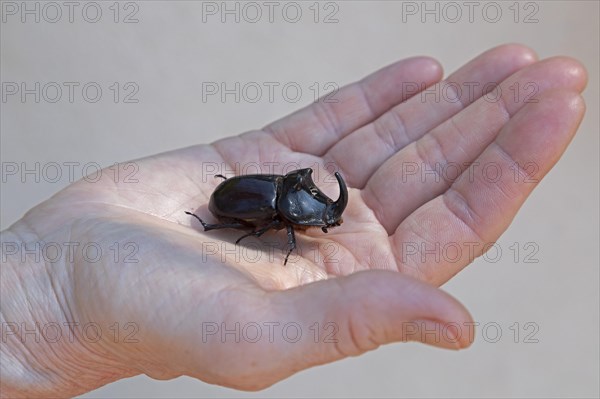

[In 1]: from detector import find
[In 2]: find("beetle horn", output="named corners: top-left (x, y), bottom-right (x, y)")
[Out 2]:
top-left (332, 172), bottom-right (348, 216)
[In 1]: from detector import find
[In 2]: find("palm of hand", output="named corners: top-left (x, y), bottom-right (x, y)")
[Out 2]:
top-left (10, 45), bottom-right (586, 391)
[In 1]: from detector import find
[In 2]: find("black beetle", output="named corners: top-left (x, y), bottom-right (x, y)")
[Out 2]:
top-left (185, 168), bottom-right (348, 265)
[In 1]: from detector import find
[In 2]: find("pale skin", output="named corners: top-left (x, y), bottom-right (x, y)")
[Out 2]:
top-left (0, 44), bottom-right (587, 397)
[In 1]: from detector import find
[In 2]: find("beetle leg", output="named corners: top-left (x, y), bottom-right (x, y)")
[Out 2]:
top-left (284, 225), bottom-right (296, 266)
top-left (215, 174), bottom-right (227, 180)
top-left (185, 211), bottom-right (244, 231)
top-left (235, 220), bottom-right (279, 244)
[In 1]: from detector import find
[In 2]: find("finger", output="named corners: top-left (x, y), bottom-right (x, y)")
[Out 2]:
top-left (392, 89), bottom-right (586, 286)
top-left (263, 57), bottom-right (443, 155)
top-left (272, 270), bottom-right (473, 373)
top-left (324, 43), bottom-right (538, 188)
top-left (364, 57), bottom-right (588, 233)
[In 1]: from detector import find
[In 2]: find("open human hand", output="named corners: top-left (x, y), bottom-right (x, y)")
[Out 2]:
top-left (0, 44), bottom-right (587, 397)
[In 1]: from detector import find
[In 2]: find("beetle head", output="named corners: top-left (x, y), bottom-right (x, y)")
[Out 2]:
top-left (278, 168), bottom-right (348, 228)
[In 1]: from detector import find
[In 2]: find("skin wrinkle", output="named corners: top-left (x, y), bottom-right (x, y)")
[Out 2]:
top-left (395, 220), bottom-right (440, 282)
top-left (208, 141), bottom-right (236, 176)
top-left (181, 164), bottom-right (210, 198)
top-left (364, 238), bottom-right (395, 271)
top-left (444, 77), bottom-right (471, 108)
top-left (359, 183), bottom-right (390, 232)
top-left (253, 132), bottom-right (297, 169)
top-left (387, 234), bottom-right (407, 275)
top-left (344, 310), bottom-right (372, 356)
top-left (415, 134), bottom-right (450, 187)
top-left (355, 78), bottom-right (380, 125)
top-left (490, 140), bottom-right (536, 188)
top-left (403, 80), bottom-right (465, 144)
top-left (491, 85), bottom-right (512, 125)
top-left (311, 97), bottom-right (343, 149)
top-left (359, 303), bottom-right (386, 353)
top-left (134, 173), bottom-right (195, 211)
top-left (332, 237), bottom-right (362, 275)
top-left (439, 89), bottom-right (509, 159)
top-left (3, 238), bottom-right (122, 393)
top-left (373, 107), bottom-right (407, 158)
top-left (1, 273), bottom-right (40, 384)
top-left (386, 104), bottom-right (411, 150)
top-left (261, 124), bottom-right (294, 152)
top-left (442, 188), bottom-right (487, 244)
top-left (487, 173), bottom-right (522, 210)
top-left (39, 261), bottom-right (72, 349)
top-left (271, 120), bottom-right (304, 155)
top-left (406, 97), bottom-right (463, 167)
top-left (83, 166), bottom-right (174, 215)
top-left (320, 278), bottom-right (360, 359)
top-left (447, 115), bottom-right (473, 161)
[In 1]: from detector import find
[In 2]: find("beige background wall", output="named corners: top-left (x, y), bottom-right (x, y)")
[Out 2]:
top-left (1, 1), bottom-right (598, 397)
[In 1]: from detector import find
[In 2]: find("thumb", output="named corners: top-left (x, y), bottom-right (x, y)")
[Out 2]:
top-left (272, 270), bottom-right (474, 369)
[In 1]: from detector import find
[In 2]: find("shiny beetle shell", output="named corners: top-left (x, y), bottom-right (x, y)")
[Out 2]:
top-left (185, 168), bottom-right (348, 265)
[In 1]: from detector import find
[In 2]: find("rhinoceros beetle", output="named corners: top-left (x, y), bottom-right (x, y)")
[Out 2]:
top-left (185, 168), bottom-right (348, 265)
